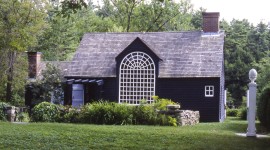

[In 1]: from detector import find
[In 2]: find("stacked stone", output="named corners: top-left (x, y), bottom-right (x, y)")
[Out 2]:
top-left (6, 106), bottom-right (16, 122)
top-left (159, 105), bottom-right (200, 126)
top-left (178, 110), bottom-right (200, 126)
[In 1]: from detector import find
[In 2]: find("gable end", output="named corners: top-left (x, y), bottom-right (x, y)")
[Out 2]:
top-left (115, 37), bottom-right (161, 62)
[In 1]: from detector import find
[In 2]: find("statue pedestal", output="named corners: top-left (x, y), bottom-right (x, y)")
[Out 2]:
top-left (246, 69), bottom-right (257, 137)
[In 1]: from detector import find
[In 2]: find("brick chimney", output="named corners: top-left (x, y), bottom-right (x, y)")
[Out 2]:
top-left (27, 52), bottom-right (42, 78)
top-left (202, 12), bottom-right (220, 33)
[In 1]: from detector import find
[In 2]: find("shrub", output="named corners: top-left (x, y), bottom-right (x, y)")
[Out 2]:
top-left (31, 102), bottom-right (63, 122)
top-left (30, 98), bottom-right (179, 126)
top-left (258, 87), bottom-right (270, 129)
top-left (131, 104), bottom-right (159, 125)
top-left (226, 108), bottom-right (238, 117)
top-left (60, 106), bottom-right (80, 123)
top-left (0, 102), bottom-right (10, 121)
top-left (11, 93), bottom-right (25, 107)
top-left (168, 116), bottom-right (177, 127)
top-left (79, 100), bottom-right (177, 126)
top-left (237, 107), bottom-right (247, 120)
top-left (79, 101), bottom-right (133, 125)
top-left (17, 112), bottom-right (30, 122)
top-left (153, 96), bottom-right (177, 111)
top-left (110, 103), bottom-right (133, 125)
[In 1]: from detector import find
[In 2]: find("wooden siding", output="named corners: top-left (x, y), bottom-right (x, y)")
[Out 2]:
top-left (219, 64), bottom-right (225, 122)
top-left (63, 77), bottom-right (221, 122)
top-left (97, 77), bottom-right (221, 122)
top-left (102, 78), bottom-right (118, 102)
top-left (64, 84), bottom-right (72, 105)
top-left (63, 78), bottom-right (118, 105)
top-left (156, 77), bottom-right (220, 122)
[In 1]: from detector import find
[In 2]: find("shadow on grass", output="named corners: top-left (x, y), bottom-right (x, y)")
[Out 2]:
top-left (224, 117), bottom-right (269, 134)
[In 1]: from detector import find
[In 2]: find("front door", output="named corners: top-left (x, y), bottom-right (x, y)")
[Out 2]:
top-left (72, 84), bottom-right (84, 107)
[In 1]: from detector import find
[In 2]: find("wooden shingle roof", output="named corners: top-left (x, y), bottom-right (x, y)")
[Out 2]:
top-left (66, 31), bottom-right (225, 78)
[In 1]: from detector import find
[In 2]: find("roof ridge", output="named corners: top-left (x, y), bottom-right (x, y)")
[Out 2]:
top-left (84, 31), bottom-right (203, 34)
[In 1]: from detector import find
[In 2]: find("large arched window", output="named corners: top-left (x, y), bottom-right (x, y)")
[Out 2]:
top-left (119, 51), bottom-right (155, 104)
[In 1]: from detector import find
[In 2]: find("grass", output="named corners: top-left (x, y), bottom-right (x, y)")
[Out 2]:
top-left (0, 117), bottom-right (269, 150)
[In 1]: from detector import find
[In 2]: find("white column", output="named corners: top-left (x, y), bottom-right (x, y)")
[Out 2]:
top-left (224, 90), bottom-right (227, 118)
top-left (246, 90), bottom-right (249, 120)
top-left (246, 69), bottom-right (257, 137)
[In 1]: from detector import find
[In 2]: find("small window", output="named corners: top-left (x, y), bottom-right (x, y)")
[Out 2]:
top-left (205, 86), bottom-right (214, 97)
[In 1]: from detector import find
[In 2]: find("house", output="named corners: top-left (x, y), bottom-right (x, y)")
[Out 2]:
top-left (26, 12), bottom-right (225, 122)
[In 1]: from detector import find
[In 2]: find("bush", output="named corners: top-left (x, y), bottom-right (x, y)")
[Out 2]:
top-left (79, 99), bottom-right (177, 126)
top-left (60, 106), bottom-right (80, 123)
top-left (258, 87), bottom-right (270, 129)
top-left (17, 112), bottom-right (30, 122)
top-left (79, 101), bottom-right (133, 125)
top-left (237, 107), bottom-right (247, 120)
top-left (153, 96), bottom-right (177, 111)
top-left (0, 102), bottom-right (10, 121)
top-left (11, 93), bottom-right (25, 107)
top-left (30, 98), bottom-right (179, 126)
top-left (131, 104), bottom-right (158, 125)
top-left (226, 108), bottom-right (238, 117)
top-left (31, 102), bottom-right (63, 122)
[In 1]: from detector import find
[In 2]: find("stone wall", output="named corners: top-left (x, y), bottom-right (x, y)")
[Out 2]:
top-left (177, 110), bottom-right (200, 126)
top-left (159, 105), bottom-right (200, 126)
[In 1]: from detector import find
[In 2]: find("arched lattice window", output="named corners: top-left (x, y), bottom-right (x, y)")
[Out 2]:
top-left (119, 51), bottom-right (155, 104)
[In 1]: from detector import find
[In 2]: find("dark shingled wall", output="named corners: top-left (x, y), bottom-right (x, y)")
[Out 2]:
top-left (156, 77), bottom-right (220, 122)
top-left (78, 77), bottom-right (221, 122)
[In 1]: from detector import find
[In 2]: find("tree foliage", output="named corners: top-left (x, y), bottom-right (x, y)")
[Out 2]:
top-left (257, 86), bottom-right (270, 129)
top-left (0, 0), bottom-right (48, 103)
top-left (221, 19), bottom-right (270, 106)
top-left (35, 3), bottom-right (116, 60)
top-left (29, 63), bottom-right (64, 105)
top-left (96, 0), bottom-right (196, 32)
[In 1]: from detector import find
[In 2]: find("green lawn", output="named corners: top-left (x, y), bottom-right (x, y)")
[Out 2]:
top-left (0, 117), bottom-right (269, 150)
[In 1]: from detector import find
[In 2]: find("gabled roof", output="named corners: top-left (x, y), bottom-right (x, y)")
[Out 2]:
top-left (115, 37), bottom-right (161, 61)
top-left (67, 31), bottom-right (225, 78)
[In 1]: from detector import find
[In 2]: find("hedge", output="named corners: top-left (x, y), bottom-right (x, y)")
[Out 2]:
top-left (30, 98), bottom-right (177, 126)
top-left (258, 87), bottom-right (270, 129)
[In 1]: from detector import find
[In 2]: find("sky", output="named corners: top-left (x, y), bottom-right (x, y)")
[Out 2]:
top-left (190, 0), bottom-right (270, 25)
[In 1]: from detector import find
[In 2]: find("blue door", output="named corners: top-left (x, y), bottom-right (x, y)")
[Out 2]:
top-left (72, 84), bottom-right (84, 107)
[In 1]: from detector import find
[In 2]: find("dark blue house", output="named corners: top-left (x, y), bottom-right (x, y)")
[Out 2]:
top-left (27, 12), bottom-right (225, 122)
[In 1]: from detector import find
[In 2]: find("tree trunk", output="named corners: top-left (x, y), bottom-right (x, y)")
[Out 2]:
top-left (6, 51), bottom-right (16, 102)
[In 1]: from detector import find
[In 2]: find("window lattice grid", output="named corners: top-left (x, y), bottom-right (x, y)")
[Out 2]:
top-left (205, 85), bottom-right (214, 97)
top-left (119, 52), bottom-right (155, 104)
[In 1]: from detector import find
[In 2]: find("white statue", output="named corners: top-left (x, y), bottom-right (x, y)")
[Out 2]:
top-left (249, 69), bottom-right (257, 83)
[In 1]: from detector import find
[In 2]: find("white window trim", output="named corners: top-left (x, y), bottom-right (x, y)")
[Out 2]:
top-left (119, 51), bottom-right (155, 105)
top-left (205, 85), bottom-right (214, 97)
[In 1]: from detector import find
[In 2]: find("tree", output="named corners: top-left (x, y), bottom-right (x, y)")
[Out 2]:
top-left (35, 3), bottom-right (116, 61)
top-left (247, 22), bottom-right (270, 62)
top-left (96, 0), bottom-right (196, 32)
top-left (222, 19), bottom-right (270, 106)
top-left (57, 0), bottom-right (88, 17)
top-left (0, 0), bottom-right (48, 102)
top-left (221, 19), bottom-right (255, 106)
top-left (39, 63), bottom-right (64, 104)
top-left (190, 7), bottom-right (206, 30)
top-left (253, 55), bottom-right (270, 93)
